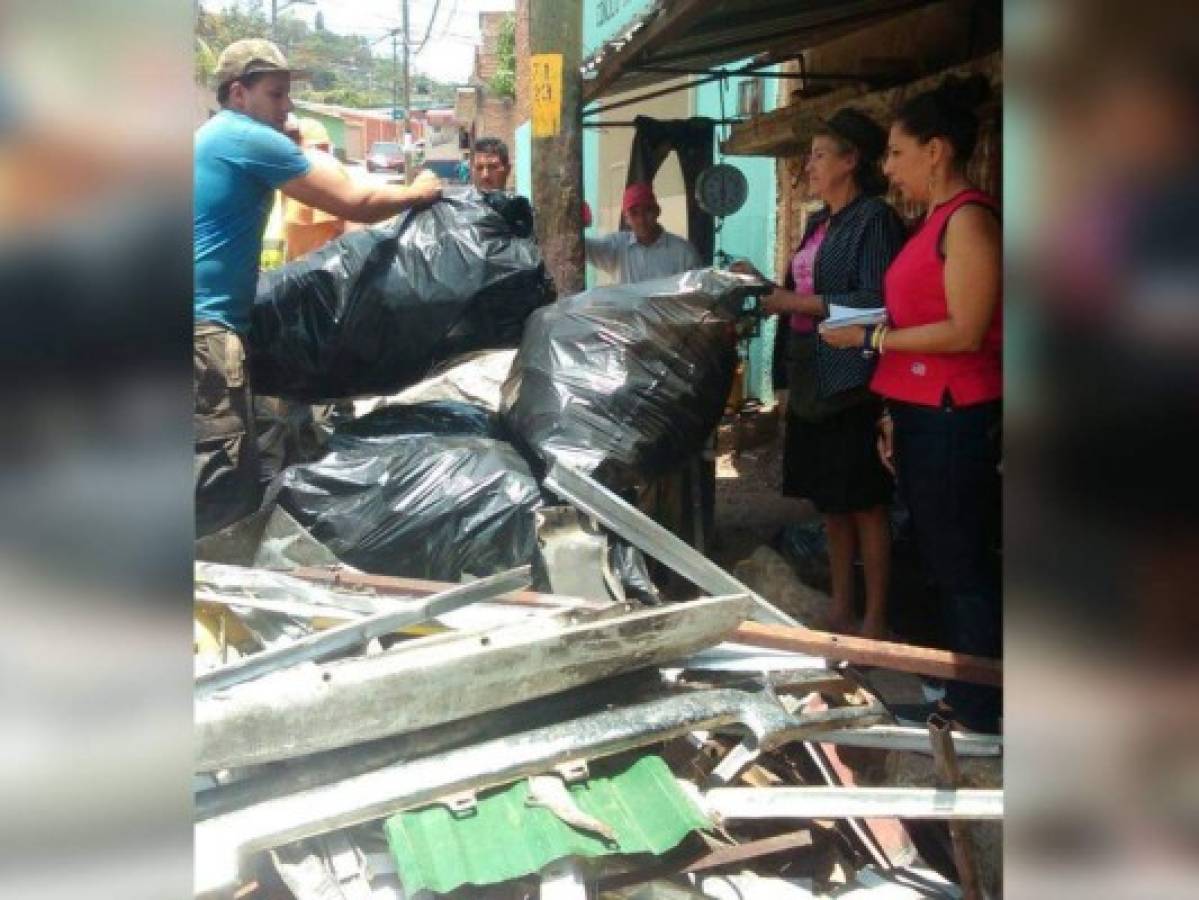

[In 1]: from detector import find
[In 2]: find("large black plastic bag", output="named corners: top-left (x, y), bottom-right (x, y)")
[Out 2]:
top-left (254, 396), bottom-right (329, 487)
top-left (501, 269), bottom-right (751, 489)
top-left (276, 434), bottom-right (542, 581)
top-left (249, 190), bottom-right (554, 402)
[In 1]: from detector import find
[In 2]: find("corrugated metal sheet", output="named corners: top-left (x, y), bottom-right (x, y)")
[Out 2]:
top-left (582, 0), bottom-right (938, 101)
top-left (384, 754), bottom-right (711, 895)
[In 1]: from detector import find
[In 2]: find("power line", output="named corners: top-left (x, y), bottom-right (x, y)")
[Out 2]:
top-left (413, 0), bottom-right (443, 56)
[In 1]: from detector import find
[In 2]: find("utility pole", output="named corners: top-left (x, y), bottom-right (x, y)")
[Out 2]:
top-left (271, 0), bottom-right (313, 43)
top-left (391, 30), bottom-right (399, 129)
top-left (529, 0), bottom-right (584, 294)
top-left (401, 0), bottom-right (413, 184)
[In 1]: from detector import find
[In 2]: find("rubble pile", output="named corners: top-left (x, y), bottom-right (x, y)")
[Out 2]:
top-left (196, 267), bottom-right (1002, 900)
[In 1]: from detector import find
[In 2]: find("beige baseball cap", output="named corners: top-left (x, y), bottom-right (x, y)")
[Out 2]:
top-left (213, 39), bottom-right (306, 89)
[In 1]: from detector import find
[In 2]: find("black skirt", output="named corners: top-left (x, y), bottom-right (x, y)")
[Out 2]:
top-left (783, 396), bottom-right (893, 514)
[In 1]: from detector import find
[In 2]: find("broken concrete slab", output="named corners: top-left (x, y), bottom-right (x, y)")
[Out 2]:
top-left (196, 594), bottom-right (752, 772)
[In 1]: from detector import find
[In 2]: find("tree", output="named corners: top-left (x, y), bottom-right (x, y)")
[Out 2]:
top-left (315, 10), bottom-right (326, 31)
top-left (196, 6), bottom-right (466, 105)
top-left (195, 36), bottom-right (218, 85)
top-left (488, 13), bottom-right (516, 100)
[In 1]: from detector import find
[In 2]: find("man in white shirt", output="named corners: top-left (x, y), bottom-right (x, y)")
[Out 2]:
top-left (585, 183), bottom-right (702, 283)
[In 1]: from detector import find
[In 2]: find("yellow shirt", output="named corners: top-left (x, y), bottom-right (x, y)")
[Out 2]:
top-left (284, 148), bottom-right (348, 261)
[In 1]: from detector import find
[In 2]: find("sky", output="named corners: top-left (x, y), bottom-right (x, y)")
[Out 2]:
top-left (200, 0), bottom-right (516, 84)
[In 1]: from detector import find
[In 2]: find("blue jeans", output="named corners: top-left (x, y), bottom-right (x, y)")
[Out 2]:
top-left (892, 399), bottom-right (1002, 731)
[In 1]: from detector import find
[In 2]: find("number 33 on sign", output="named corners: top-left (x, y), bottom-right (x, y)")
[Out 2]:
top-left (531, 54), bottom-right (563, 138)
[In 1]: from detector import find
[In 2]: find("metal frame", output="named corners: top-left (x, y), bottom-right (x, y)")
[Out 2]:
top-left (544, 462), bottom-right (802, 628)
top-left (581, 54), bottom-right (786, 119)
top-left (815, 725), bottom-right (1003, 758)
top-left (195, 687), bottom-right (883, 894)
top-left (580, 0), bottom-right (936, 101)
top-left (195, 671), bottom-right (663, 821)
top-left (196, 566), bottom-right (532, 698)
top-left (697, 786), bottom-right (1004, 822)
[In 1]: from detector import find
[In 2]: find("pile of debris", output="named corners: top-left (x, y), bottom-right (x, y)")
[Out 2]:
top-left (195, 246), bottom-right (1003, 898)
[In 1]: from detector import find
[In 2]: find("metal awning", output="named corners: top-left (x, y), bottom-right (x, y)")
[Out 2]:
top-left (581, 0), bottom-right (939, 104)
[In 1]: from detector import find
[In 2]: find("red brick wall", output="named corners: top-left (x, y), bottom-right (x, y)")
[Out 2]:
top-left (479, 97), bottom-right (516, 186)
top-left (476, 12), bottom-right (509, 83)
top-left (515, 0), bottom-right (530, 125)
top-left (343, 115), bottom-right (402, 148)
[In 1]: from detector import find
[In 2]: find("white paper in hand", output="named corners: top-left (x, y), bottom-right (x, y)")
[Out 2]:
top-left (822, 304), bottom-right (887, 328)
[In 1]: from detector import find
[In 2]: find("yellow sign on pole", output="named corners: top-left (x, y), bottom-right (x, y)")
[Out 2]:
top-left (531, 53), bottom-right (563, 138)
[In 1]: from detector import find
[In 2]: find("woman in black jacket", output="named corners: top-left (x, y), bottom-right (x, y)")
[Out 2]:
top-left (737, 108), bottom-right (906, 637)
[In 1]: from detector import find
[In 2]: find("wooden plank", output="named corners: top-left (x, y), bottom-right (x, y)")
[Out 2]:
top-left (733, 621), bottom-right (1002, 686)
top-left (196, 594), bottom-right (751, 772)
top-left (685, 828), bottom-right (814, 873)
top-left (722, 51), bottom-right (1000, 157)
top-left (598, 827), bottom-right (815, 891)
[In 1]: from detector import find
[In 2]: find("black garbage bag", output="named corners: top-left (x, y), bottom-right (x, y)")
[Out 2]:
top-left (326, 400), bottom-right (500, 451)
top-left (249, 189), bottom-right (554, 402)
top-left (609, 541), bottom-right (661, 605)
top-left (500, 269), bottom-right (752, 489)
top-left (776, 519), bottom-right (831, 594)
top-left (276, 434), bottom-right (542, 581)
top-left (255, 396), bottom-right (330, 487)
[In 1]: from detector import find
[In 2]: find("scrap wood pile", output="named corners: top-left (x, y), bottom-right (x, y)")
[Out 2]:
top-left (195, 209), bottom-right (1003, 898)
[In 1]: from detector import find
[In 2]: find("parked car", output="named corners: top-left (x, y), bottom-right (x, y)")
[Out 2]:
top-left (365, 141), bottom-right (404, 173)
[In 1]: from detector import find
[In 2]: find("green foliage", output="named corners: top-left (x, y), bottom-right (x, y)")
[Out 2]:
top-left (311, 88), bottom-right (383, 109)
top-left (487, 12), bottom-right (516, 100)
top-left (195, 36), bottom-right (218, 85)
top-left (195, 5), bottom-right (461, 108)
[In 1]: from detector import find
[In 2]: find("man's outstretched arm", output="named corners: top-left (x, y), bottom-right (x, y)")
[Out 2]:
top-left (281, 161), bottom-right (442, 223)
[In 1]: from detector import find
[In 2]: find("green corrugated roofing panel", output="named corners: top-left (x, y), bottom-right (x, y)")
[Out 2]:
top-left (384, 754), bottom-right (711, 895)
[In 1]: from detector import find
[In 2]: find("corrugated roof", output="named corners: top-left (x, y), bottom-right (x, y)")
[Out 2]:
top-left (384, 754), bottom-right (711, 895)
top-left (582, 0), bottom-right (940, 102)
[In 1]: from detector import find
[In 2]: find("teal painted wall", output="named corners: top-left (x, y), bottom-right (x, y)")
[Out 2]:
top-left (515, 120), bottom-right (532, 197)
top-left (583, 123), bottom-right (601, 289)
top-left (695, 67), bottom-right (778, 401)
top-left (582, 0), bottom-right (654, 291)
top-left (578, 3), bottom-right (779, 399)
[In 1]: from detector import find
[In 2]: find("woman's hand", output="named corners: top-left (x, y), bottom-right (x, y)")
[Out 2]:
top-left (819, 323), bottom-right (866, 349)
top-left (761, 288), bottom-right (793, 316)
top-left (877, 413), bottom-right (895, 476)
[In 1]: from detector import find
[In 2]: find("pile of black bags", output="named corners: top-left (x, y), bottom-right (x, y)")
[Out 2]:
top-left (249, 190), bottom-right (554, 402)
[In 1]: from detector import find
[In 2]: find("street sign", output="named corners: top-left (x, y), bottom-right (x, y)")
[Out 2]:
top-left (531, 53), bottom-right (563, 138)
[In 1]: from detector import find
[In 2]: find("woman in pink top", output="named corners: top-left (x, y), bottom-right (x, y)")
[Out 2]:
top-left (822, 76), bottom-right (1002, 732)
top-left (737, 109), bottom-right (906, 638)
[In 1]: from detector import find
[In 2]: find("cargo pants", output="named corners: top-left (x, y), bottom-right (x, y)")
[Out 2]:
top-left (194, 322), bottom-right (263, 537)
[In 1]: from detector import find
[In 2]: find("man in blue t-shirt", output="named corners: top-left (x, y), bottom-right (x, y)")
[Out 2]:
top-left (195, 39), bottom-right (443, 537)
